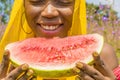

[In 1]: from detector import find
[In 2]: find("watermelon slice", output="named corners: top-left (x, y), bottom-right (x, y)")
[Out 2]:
top-left (5, 33), bottom-right (104, 78)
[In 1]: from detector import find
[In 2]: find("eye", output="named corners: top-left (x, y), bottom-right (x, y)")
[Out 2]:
top-left (54, 0), bottom-right (74, 7)
top-left (29, 0), bottom-right (46, 6)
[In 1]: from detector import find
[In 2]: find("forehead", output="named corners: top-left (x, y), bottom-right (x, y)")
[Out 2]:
top-left (24, 0), bottom-right (75, 7)
top-left (23, 0), bottom-right (75, 1)
top-left (25, 0), bottom-right (75, 3)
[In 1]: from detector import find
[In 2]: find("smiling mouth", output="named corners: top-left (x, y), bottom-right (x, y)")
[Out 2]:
top-left (41, 24), bottom-right (60, 31)
top-left (36, 23), bottom-right (64, 37)
top-left (38, 24), bottom-right (63, 31)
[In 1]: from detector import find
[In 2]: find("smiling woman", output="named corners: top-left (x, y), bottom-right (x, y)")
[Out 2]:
top-left (0, 0), bottom-right (119, 80)
top-left (0, 0), bottom-right (87, 80)
top-left (24, 0), bottom-right (74, 38)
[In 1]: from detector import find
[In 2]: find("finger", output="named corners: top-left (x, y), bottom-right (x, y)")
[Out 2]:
top-left (77, 72), bottom-right (94, 80)
top-left (73, 67), bottom-right (94, 80)
top-left (5, 64), bottom-right (29, 80)
top-left (72, 67), bottom-right (81, 74)
top-left (76, 62), bottom-right (105, 80)
top-left (0, 50), bottom-right (10, 78)
top-left (93, 52), bottom-right (116, 78)
top-left (92, 52), bottom-right (106, 71)
top-left (19, 69), bottom-right (34, 80)
top-left (30, 76), bottom-right (37, 80)
top-left (75, 71), bottom-right (95, 80)
top-left (8, 64), bottom-right (15, 73)
top-left (75, 76), bottom-right (80, 80)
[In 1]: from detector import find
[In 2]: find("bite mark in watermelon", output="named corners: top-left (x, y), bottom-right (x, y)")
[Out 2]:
top-left (5, 33), bottom-right (104, 78)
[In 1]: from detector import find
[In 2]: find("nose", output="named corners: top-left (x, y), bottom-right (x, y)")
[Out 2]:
top-left (41, 4), bottom-right (59, 19)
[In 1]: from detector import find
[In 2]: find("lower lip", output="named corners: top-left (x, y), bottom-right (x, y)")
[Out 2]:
top-left (38, 24), bottom-right (63, 36)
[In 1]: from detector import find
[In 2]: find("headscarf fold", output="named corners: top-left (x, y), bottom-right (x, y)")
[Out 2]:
top-left (0, 0), bottom-right (87, 79)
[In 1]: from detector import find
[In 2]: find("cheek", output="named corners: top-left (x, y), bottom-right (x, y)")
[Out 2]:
top-left (24, 2), bottom-right (41, 23)
top-left (61, 7), bottom-right (73, 19)
top-left (25, 7), bottom-right (40, 22)
top-left (63, 8), bottom-right (73, 14)
top-left (60, 8), bottom-right (73, 27)
top-left (25, 7), bottom-right (42, 32)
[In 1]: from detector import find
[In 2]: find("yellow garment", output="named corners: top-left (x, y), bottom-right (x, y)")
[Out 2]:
top-left (0, 0), bottom-right (87, 80)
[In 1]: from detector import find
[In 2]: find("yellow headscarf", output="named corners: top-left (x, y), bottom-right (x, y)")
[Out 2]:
top-left (0, 0), bottom-right (87, 80)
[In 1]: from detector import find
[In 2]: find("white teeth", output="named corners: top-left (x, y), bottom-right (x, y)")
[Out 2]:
top-left (41, 25), bottom-right (59, 30)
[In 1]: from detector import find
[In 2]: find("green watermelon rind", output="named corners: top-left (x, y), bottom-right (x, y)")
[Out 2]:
top-left (10, 59), bottom-right (75, 78)
top-left (8, 33), bottom-right (104, 78)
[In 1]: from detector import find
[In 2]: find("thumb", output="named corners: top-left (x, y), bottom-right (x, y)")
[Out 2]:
top-left (0, 50), bottom-right (10, 79)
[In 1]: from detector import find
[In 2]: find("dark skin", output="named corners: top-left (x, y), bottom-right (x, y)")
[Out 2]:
top-left (0, 50), bottom-right (36, 80)
top-left (24, 0), bottom-right (74, 38)
top-left (0, 0), bottom-right (119, 80)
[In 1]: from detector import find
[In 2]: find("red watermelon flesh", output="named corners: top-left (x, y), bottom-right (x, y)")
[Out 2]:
top-left (5, 33), bottom-right (104, 78)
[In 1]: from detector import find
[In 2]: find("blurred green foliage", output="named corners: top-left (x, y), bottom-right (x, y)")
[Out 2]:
top-left (0, 0), bottom-right (13, 23)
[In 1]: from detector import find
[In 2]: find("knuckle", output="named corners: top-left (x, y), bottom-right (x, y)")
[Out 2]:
top-left (92, 72), bottom-right (98, 77)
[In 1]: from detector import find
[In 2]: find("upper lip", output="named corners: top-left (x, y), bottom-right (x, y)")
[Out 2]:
top-left (37, 19), bottom-right (63, 26)
top-left (37, 22), bottom-right (63, 26)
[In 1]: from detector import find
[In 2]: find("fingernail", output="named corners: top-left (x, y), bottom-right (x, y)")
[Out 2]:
top-left (4, 50), bottom-right (9, 55)
top-left (93, 52), bottom-right (99, 57)
top-left (4, 52), bottom-right (8, 56)
top-left (77, 62), bottom-right (83, 68)
top-left (27, 69), bottom-right (34, 76)
top-left (22, 64), bottom-right (28, 70)
top-left (73, 67), bottom-right (80, 73)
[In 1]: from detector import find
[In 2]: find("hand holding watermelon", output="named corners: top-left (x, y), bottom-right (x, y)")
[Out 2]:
top-left (1, 34), bottom-right (118, 80)
top-left (73, 52), bottom-right (116, 80)
top-left (0, 50), bottom-right (36, 80)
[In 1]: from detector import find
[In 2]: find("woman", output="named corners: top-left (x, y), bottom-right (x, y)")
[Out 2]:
top-left (0, 0), bottom-right (119, 80)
